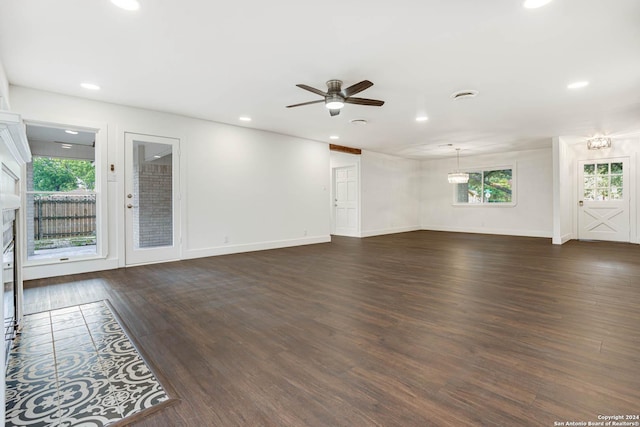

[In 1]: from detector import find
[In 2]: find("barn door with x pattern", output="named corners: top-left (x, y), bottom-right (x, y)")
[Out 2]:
top-left (577, 158), bottom-right (629, 242)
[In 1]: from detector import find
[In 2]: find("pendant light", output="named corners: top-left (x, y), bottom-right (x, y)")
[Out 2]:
top-left (448, 148), bottom-right (469, 184)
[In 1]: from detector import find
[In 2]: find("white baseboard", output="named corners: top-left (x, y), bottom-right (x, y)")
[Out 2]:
top-left (421, 225), bottom-right (552, 239)
top-left (552, 233), bottom-right (573, 245)
top-left (360, 225), bottom-right (421, 238)
top-left (23, 258), bottom-right (120, 281)
top-left (184, 235), bottom-right (331, 259)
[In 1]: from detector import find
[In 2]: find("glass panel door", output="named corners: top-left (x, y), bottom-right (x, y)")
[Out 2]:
top-left (125, 133), bottom-right (180, 265)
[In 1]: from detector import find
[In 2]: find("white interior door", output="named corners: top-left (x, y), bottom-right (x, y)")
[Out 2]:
top-left (125, 133), bottom-right (180, 265)
top-left (333, 166), bottom-right (358, 236)
top-left (578, 158), bottom-right (630, 242)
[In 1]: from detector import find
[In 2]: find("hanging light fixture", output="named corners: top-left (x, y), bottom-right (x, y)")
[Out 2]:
top-left (586, 137), bottom-right (611, 150)
top-left (448, 148), bottom-right (469, 184)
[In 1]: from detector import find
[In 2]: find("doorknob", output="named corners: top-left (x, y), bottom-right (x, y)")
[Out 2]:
top-left (127, 204), bottom-right (133, 209)
top-left (127, 194), bottom-right (133, 199)
top-left (578, 200), bottom-right (584, 207)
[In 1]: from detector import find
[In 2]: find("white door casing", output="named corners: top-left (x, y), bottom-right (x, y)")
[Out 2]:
top-left (333, 166), bottom-right (359, 236)
top-left (577, 158), bottom-right (630, 242)
top-left (125, 133), bottom-right (180, 265)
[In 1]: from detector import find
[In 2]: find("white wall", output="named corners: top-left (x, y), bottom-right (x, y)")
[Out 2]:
top-left (0, 57), bottom-right (9, 109)
top-left (10, 85), bottom-right (331, 278)
top-left (360, 150), bottom-right (421, 237)
top-left (420, 147), bottom-right (553, 238)
top-left (553, 137), bottom-right (574, 244)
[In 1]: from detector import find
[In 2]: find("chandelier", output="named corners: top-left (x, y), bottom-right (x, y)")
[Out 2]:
top-left (587, 137), bottom-right (611, 150)
top-left (448, 148), bottom-right (469, 184)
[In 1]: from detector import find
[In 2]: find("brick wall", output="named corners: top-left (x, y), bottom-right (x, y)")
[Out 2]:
top-left (133, 154), bottom-right (173, 248)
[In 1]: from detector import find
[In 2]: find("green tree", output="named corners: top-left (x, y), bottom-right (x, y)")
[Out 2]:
top-left (32, 157), bottom-right (95, 191)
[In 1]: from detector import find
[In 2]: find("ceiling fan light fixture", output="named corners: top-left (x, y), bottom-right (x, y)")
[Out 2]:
top-left (325, 101), bottom-right (344, 110)
top-left (325, 94), bottom-right (345, 110)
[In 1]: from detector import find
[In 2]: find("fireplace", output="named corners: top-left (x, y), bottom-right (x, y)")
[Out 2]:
top-left (3, 209), bottom-right (16, 359)
top-left (1, 110), bottom-right (32, 370)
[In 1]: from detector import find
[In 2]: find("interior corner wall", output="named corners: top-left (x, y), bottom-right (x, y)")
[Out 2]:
top-left (9, 85), bottom-right (331, 278)
top-left (420, 147), bottom-right (553, 238)
top-left (553, 137), bottom-right (574, 244)
top-left (360, 150), bottom-right (420, 237)
top-left (0, 57), bottom-right (10, 109)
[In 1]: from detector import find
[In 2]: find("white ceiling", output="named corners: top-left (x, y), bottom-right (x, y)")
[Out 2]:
top-left (1, 0), bottom-right (639, 159)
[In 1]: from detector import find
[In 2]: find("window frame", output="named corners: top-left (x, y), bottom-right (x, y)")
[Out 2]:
top-left (452, 163), bottom-right (517, 207)
top-left (22, 120), bottom-right (108, 267)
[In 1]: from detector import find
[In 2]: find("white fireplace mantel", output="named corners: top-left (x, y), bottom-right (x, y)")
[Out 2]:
top-left (0, 110), bottom-right (31, 165)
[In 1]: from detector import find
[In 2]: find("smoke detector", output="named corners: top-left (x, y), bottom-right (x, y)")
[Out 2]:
top-left (451, 89), bottom-right (479, 100)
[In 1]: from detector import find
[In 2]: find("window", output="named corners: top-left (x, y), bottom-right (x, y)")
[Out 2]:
top-left (455, 167), bottom-right (514, 205)
top-left (582, 161), bottom-right (623, 201)
top-left (25, 124), bottom-right (99, 262)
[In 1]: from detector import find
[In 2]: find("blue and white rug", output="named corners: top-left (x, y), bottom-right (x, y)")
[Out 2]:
top-left (5, 301), bottom-right (170, 426)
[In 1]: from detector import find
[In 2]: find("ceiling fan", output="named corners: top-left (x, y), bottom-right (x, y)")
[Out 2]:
top-left (286, 79), bottom-right (384, 116)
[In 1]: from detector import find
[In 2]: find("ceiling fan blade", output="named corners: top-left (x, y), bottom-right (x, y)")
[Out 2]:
top-left (342, 80), bottom-right (373, 97)
top-left (296, 84), bottom-right (327, 97)
top-left (344, 97), bottom-right (385, 106)
top-left (286, 100), bottom-right (325, 108)
top-left (329, 109), bottom-right (341, 117)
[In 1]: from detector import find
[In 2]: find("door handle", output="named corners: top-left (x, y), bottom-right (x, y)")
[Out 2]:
top-left (127, 194), bottom-right (133, 199)
top-left (578, 200), bottom-right (584, 207)
top-left (127, 204), bottom-right (137, 209)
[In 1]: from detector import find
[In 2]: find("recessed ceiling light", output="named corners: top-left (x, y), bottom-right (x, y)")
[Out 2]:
top-left (61, 144), bottom-right (73, 149)
top-left (567, 81), bottom-right (589, 89)
top-left (110, 0), bottom-right (140, 11)
top-left (523, 0), bottom-right (552, 9)
top-left (239, 116), bottom-right (252, 122)
top-left (65, 130), bottom-right (79, 135)
top-left (416, 116), bottom-right (428, 122)
top-left (154, 155), bottom-right (161, 158)
top-left (80, 82), bottom-right (100, 91)
top-left (329, 135), bottom-right (340, 140)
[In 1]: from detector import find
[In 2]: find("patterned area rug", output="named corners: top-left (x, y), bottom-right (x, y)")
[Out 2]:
top-left (5, 301), bottom-right (170, 426)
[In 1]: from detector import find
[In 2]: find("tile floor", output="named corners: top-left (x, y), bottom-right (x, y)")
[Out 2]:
top-left (5, 301), bottom-right (169, 426)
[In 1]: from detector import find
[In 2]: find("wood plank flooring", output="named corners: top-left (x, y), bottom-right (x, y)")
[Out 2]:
top-left (22, 231), bottom-right (640, 426)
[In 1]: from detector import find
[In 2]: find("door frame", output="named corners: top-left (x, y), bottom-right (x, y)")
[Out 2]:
top-left (330, 161), bottom-right (361, 237)
top-left (124, 132), bottom-right (181, 266)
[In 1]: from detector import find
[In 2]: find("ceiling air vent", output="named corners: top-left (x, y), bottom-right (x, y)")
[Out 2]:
top-left (349, 118), bottom-right (368, 125)
top-left (451, 89), bottom-right (479, 100)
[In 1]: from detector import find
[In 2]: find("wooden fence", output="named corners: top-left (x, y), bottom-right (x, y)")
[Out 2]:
top-left (33, 194), bottom-right (96, 240)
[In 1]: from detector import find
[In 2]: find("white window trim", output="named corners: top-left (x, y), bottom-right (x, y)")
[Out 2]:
top-left (21, 120), bottom-right (109, 267)
top-left (452, 163), bottom-right (517, 207)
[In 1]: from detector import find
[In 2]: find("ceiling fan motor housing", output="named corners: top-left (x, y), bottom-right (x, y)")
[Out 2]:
top-left (326, 79), bottom-right (343, 94)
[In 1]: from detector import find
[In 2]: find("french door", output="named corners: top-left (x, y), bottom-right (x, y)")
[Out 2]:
top-left (577, 158), bottom-right (629, 242)
top-left (124, 133), bottom-right (180, 265)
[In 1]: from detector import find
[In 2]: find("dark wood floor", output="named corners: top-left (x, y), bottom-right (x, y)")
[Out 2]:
top-left (23, 231), bottom-right (640, 426)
